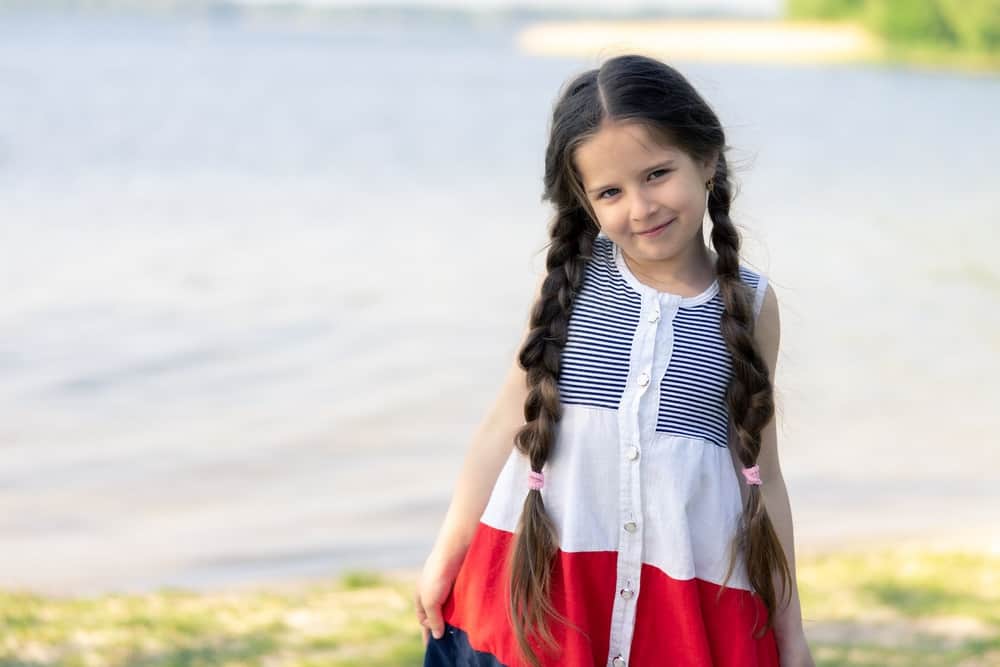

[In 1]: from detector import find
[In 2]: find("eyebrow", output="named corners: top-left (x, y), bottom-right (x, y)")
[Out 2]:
top-left (585, 160), bottom-right (677, 196)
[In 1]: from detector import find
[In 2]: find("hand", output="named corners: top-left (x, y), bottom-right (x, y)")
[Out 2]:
top-left (415, 547), bottom-right (465, 647)
top-left (778, 631), bottom-right (816, 667)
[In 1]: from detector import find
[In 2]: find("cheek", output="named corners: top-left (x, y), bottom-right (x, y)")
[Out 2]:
top-left (662, 179), bottom-right (702, 204)
top-left (663, 187), bottom-right (707, 219)
top-left (596, 205), bottom-right (631, 229)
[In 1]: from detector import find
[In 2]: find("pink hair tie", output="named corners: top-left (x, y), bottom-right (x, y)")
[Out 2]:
top-left (528, 470), bottom-right (545, 490)
top-left (742, 465), bottom-right (762, 486)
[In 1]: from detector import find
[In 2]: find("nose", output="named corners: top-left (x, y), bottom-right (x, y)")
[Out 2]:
top-left (629, 188), bottom-right (658, 222)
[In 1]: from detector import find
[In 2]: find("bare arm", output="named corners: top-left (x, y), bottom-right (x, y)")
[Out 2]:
top-left (416, 276), bottom-right (543, 643)
top-left (732, 283), bottom-right (812, 660)
top-left (427, 274), bottom-right (543, 569)
top-left (429, 351), bottom-right (528, 562)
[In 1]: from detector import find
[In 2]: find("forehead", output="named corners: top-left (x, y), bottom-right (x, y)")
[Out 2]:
top-left (574, 121), bottom-right (683, 184)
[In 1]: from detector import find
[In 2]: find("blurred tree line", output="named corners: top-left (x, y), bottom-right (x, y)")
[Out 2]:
top-left (788, 0), bottom-right (1000, 54)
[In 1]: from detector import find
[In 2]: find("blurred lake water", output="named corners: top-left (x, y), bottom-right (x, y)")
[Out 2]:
top-left (1, 10), bottom-right (998, 594)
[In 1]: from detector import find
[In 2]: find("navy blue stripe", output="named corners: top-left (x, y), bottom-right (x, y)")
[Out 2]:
top-left (559, 372), bottom-right (628, 391)
top-left (562, 394), bottom-right (621, 409)
top-left (664, 366), bottom-right (729, 386)
top-left (562, 347), bottom-right (630, 365)
top-left (562, 339), bottom-right (633, 358)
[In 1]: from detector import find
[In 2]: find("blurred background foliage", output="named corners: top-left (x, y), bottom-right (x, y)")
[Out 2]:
top-left (788, 0), bottom-right (1000, 54)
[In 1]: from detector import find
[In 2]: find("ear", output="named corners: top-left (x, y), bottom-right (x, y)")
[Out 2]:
top-left (701, 149), bottom-right (720, 183)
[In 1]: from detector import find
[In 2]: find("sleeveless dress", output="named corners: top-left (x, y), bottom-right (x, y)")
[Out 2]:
top-left (425, 234), bottom-right (780, 667)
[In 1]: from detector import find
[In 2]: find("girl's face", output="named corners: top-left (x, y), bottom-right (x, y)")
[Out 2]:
top-left (573, 120), bottom-right (717, 266)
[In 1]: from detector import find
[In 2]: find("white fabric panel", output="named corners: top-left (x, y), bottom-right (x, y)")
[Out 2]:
top-left (480, 404), bottom-right (751, 591)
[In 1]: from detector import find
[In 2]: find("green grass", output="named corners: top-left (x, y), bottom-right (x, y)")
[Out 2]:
top-left (0, 571), bottom-right (425, 667)
top-left (1, 551), bottom-right (998, 666)
top-left (798, 549), bottom-right (1000, 666)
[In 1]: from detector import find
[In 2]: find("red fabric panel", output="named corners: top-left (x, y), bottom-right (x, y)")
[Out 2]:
top-left (443, 522), bottom-right (780, 667)
top-left (629, 563), bottom-right (780, 666)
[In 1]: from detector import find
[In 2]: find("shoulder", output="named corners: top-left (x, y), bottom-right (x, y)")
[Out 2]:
top-left (591, 233), bottom-right (614, 262)
top-left (733, 262), bottom-right (778, 371)
top-left (735, 263), bottom-right (764, 294)
top-left (734, 265), bottom-right (769, 322)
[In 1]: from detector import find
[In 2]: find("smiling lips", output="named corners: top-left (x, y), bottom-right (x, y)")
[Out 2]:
top-left (637, 218), bottom-right (676, 235)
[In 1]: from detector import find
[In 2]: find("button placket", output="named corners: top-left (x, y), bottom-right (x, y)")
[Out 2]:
top-left (607, 293), bottom-right (661, 667)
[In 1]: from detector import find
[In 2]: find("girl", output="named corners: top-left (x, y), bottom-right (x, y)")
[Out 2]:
top-left (415, 54), bottom-right (814, 667)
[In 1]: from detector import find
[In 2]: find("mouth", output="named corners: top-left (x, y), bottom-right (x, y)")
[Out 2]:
top-left (637, 218), bottom-right (676, 236)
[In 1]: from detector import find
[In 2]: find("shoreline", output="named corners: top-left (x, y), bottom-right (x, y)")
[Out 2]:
top-left (385, 530), bottom-right (1000, 586)
top-left (4, 538), bottom-right (997, 601)
top-left (516, 18), bottom-right (1000, 74)
top-left (5, 530), bottom-right (996, 599)
top-left (517, 19), bottom-right (879, 65)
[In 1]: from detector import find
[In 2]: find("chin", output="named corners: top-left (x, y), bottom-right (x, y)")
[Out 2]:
top-left (629, 240), bottom-right (673, 261)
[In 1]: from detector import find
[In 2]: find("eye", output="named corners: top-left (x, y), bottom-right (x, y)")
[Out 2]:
top-left (596, 169), bottom-right (673, 201)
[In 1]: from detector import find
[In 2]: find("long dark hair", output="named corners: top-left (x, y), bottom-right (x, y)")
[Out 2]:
top-left (507, 54), bottom-right (792, 667)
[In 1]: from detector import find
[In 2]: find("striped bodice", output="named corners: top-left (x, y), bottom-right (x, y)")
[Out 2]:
top-left (558, 234), bottom-right (766, 448)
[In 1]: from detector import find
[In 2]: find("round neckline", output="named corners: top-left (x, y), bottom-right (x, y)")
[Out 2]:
top-left (611, 239), bottom-right (719, 307)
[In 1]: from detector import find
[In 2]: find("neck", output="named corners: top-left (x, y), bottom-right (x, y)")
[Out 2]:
top-left (623, 240), bottom-right (717, 292)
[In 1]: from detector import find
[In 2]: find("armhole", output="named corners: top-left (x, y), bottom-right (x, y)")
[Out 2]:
top-left (752, 274), bottom-right (768, 324)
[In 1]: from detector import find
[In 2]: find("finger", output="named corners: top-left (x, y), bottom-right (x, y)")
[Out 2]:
top-left (421, 624), bottom-right (429, 647)
top-left (425, 604), bottom-right (444, 639)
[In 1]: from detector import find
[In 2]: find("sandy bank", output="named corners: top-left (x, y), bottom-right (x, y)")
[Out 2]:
top-left (517, 19), bottom-right (880, 64)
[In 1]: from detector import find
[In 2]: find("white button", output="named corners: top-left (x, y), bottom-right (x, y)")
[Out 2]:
top-left (620, 587), bottom-right (634, 600)
top-left (612, 657), bottom-right (626, 667)
top-left (647, 310), bottom-right (660, 323)
top-left (624, 521), bottom-right (637, 533)
top-left (626, 446), bottom-right (639, 461)
top-left (637, 372), bottom-right (650, 387)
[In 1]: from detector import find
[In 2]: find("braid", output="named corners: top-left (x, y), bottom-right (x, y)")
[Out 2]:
top-left (709, 153), bottom-right (793, 638)
top-left (507, 206), bottom-right (596, 667)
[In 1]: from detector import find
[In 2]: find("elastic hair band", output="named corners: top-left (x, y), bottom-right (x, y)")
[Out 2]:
top-left (528, 470), bottom-right (544, 490)
top-left (741, 464), bottom-right (762, 486)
